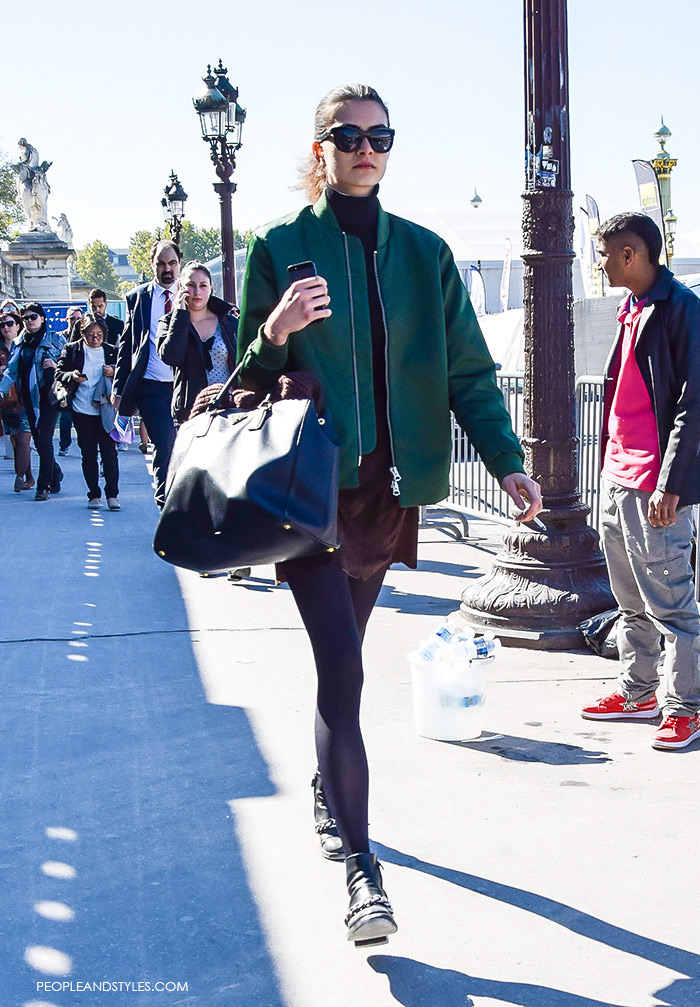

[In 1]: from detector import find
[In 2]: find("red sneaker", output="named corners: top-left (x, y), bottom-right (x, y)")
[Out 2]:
top-left (652, 714), bottom-right (700, 750)
top-left (580, 691), bottom-right (659, 720)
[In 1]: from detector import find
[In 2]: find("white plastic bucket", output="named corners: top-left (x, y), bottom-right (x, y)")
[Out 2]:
top-left (409, 652), bottom-right (491, 741)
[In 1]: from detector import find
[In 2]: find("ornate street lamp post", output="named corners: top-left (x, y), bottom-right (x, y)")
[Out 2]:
top-left (649, 118), bottom-right (679, 267)
top-left (460, 0), bottom-right (613, 648)
top-left (664, 208), bottom-right (678, 263)
top-left (193, 61), bottom-right (246, 305)
top-left (161, 170), bottom-right (188, 245)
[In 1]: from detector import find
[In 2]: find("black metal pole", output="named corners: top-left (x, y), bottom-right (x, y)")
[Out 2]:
top-left (214, 180), bottom-right (236, 306)
top-left (211, 136), bottom-right (237, 307)
top-left (460, 0), bottom-right (613, 648)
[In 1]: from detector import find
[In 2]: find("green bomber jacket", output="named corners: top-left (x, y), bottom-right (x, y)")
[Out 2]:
top-left (237, 190), bottom-right (524, 507)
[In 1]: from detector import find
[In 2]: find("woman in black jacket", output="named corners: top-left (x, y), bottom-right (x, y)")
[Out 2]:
top-left (54, 314), bottom-right (120, 509)
top-left (155, 261), bottom-right (238, 426)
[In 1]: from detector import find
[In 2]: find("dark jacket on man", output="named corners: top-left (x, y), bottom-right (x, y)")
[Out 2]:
top-left (156, 296), bottom-right (238, 425)
top-left (602, 266), bottom-right (700, 506)
top-left (114, 281), bottom-right (164, 415)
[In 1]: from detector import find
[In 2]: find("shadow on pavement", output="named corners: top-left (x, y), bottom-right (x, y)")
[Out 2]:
top-left (370, 845), bottom-right (700, 1006)
top-left (2, 461), bottom-right (285, 1007)
top-left (4, 633), bottom-right (284, 1006)
top-left (368, 956), bottom-right (631, 1007)
top-left (450, 732), bottom-right (612, 766)
top-left (415, 558), bottom-right (480, 578)
top-left (375, 583), bottom-right (469, 618)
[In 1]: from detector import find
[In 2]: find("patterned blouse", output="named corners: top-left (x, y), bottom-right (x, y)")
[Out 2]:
top-left (204, 323), bottom-right (231, 385)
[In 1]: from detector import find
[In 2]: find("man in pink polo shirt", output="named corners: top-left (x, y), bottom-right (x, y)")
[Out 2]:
top-left (581, 212), bottom-right (700, 750)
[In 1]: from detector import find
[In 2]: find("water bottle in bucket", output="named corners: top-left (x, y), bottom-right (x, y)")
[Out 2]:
top-left (408, 626), bottom-right (498, 741)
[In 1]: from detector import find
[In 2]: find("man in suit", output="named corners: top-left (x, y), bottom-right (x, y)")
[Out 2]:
top-left (112, 239), bottom-right (180, 508)
top-left (88, 288), bottom-right (124, 346)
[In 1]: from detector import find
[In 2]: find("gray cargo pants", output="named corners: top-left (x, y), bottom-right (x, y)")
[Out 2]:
top-left (601, 479), bottom-right (700, 716)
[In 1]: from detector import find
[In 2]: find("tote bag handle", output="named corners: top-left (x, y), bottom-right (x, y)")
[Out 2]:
top-left (207, 358), bottom-right (247, 413)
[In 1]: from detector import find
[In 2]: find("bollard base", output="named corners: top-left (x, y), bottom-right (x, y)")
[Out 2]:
top-left (459, 506), bottom-right (615, 651)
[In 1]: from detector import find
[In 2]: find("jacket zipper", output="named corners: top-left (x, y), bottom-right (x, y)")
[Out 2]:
top-left (373, 251), bottom-right (401, 496)
top-left (342, 233), bottom-right (363, 466)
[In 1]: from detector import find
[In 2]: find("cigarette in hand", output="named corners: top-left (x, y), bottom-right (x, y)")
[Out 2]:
top-left (515, 512), bottom-right (546, 531)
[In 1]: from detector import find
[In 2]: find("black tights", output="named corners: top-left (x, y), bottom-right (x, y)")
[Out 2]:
top-left (285, 552), bottom-right (386, 856)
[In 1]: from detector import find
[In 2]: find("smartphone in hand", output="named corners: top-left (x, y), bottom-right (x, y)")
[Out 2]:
top-left (287, 261), bottom-right (324, 324)
top-left (287, 260), bottom-right (317, 283)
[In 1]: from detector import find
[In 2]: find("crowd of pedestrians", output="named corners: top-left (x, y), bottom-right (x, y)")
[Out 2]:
top-left (2, 80), bottom-right (700, 949)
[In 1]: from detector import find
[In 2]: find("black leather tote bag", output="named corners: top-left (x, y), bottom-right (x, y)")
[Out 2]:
top-left (153, 366), bottom-right (340, 573)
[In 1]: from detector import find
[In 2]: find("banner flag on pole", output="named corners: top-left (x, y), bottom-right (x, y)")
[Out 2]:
top-left (499, 238), bottom-right (512, 312)
top-left (583, 195), bottom-right (603, 296)
top-left (580, 209), bottom-right (594, 299)
top-left (469, 265), bottom-right (486, 317)
top-left (632, 160), bottom-right (667, 265)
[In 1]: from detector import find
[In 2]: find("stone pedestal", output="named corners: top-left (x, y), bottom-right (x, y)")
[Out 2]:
top-left (6, 231), bottom-right (74, 301)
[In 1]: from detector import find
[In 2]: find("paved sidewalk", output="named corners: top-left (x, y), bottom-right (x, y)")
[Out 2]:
top-left (3, 443), bottom-right (699, 1007)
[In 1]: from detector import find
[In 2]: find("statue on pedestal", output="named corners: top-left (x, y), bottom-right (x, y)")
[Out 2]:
top-left (11, 138), bottom-right (53, 232)
top-left (53, 213), bottom-right (74, 247)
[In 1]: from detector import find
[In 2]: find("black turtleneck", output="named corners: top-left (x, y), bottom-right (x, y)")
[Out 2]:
top-left (325, 185), bottom-right (387, 431)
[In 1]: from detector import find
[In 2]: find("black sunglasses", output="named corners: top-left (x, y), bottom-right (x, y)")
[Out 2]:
top-left (0, 318), bottom-right (17, 328)
top-left (21, 313), bottom-right (39, 322)
top-left (317, 125), bottom-right (395, 154)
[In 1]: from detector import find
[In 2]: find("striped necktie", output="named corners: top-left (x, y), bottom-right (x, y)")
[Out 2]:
top-left (163, 288), bottom-right (172, 314)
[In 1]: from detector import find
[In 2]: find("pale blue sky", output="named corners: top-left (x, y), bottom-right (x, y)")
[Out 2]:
top-left (3, 0), bottom-right (698, 249)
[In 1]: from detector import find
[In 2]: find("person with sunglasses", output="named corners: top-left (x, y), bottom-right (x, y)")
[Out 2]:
top-left (54, 314), bottom-right (120, 510)
top-left (0, 311), bottom-right (34, 491)
top-left (0, 302), bottom-right (64, 500)
top-left (236, 83), bottom-right (541, 946)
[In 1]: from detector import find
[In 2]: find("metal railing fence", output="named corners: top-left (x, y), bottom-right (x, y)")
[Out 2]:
top-left (444, 373), bottom-right (604, 530)
top-left (575, 376), bottom-right (605, 531)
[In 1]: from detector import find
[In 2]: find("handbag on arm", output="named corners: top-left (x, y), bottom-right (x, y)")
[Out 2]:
top-left (153, 361), bottom-right (340, 572)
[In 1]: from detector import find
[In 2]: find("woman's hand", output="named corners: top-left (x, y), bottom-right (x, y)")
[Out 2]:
top-left (102, 365), bottom-right (115, 378)
top-left (42, 358), bottom-right (57, 370)
top-left (72, 369), bottom-right (87, 384)
top-left (502, 472), bottom-right (543, 523)
top-left (173, 286), bottom-right (189, 311)
top-left (262, 276), bottom-right (331, 346)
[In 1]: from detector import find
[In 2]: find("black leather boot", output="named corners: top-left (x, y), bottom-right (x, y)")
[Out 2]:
top-left (344, 852), bottom-right (397, 947)
top-left (311, 770), bottom-right (345, 861)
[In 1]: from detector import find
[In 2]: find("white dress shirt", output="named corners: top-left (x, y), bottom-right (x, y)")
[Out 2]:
top-left (143, 283), bottom-right (177, 382)
top-left (73, 344), bottom-right (105, 416)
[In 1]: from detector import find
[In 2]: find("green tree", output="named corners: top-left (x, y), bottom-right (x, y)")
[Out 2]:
top-left (118, 278), bottom-right (139, 298)
top-left (75, 240), bottom-right (120, 297)
top-left (178, 221), bottom-right (221, 263)
top-left (126, 221), bottom-right (254, 278)
top-left (127, 229), bottom-right (157, 279)
top-left (0, 150), bottom-right (24, 241)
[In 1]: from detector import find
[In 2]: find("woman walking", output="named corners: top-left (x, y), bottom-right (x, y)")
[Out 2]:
top-left (0, 303), bottom-right (63, 500)
top-left (155, 260), bottom-right (238, 427)
top-left (0, 311), bottom-right (34, 491)
top-left (237, 83), bottom-right (541, 945)
top-left (54, 314), bottom-right (120, 510)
